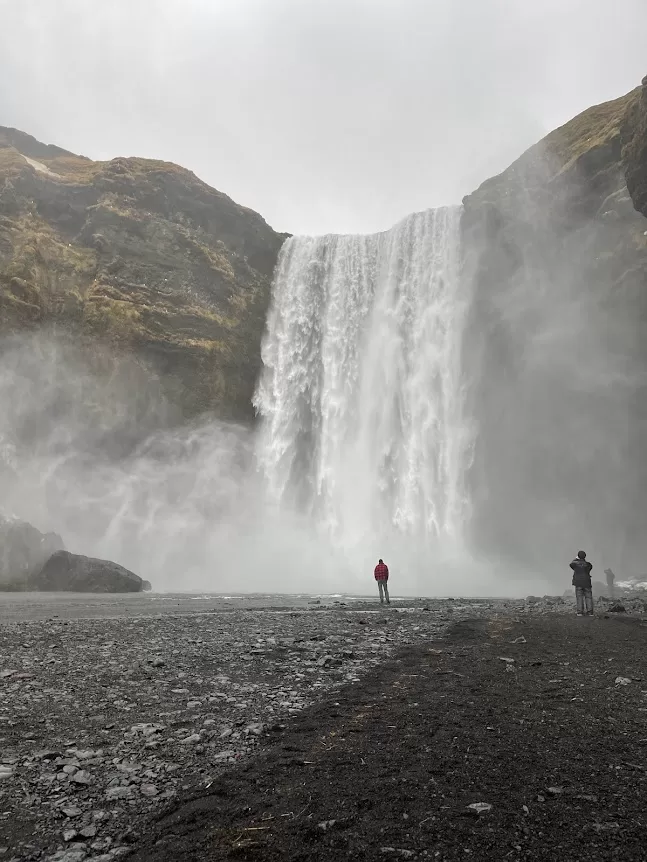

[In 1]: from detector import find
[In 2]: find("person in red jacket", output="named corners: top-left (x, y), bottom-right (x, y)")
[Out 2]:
top-left (374, 558), bottom-right (390, 604)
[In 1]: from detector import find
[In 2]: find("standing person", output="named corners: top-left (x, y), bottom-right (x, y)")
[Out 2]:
top-left (570, 550), bottom-right (594, 616)
top-left (604, 568), bottom-right (616, 598)
top-left (374, 558), bottom-right (390, 605)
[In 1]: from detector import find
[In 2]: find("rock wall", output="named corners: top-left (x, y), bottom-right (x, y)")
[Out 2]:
top-left (0, 127), bottom-right (287, 423)
top-left (462, 83), bottom-right (647, 574)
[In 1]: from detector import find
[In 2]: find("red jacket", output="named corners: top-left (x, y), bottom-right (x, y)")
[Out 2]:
top-left (374, 563), bottom-right (389, 581)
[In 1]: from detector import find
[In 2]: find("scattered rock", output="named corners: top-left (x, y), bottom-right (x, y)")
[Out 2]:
top-left (31, 551), bottom-right (145, 593)
top-left (466, 802), bottom-right (492, 815)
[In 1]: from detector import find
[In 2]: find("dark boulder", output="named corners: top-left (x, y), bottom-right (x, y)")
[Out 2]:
top-left (32, 550), bottom-right (145, 593)
top-left (0, 515), bottom-right (64, 589)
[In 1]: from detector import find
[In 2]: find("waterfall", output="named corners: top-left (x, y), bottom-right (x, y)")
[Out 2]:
top-left (254, 207), bottom-right (473, 562)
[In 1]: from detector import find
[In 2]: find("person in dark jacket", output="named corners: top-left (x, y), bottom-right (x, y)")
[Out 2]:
top-left (570, 550), bottom-right (594, 616)
top-left (374, 559), bottom-right (390, 604)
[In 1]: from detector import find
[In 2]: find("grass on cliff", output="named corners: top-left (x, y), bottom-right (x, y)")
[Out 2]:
top-left (544, 88), bottom-right (640, 173)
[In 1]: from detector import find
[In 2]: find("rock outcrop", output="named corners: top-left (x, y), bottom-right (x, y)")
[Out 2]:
top-left (462, 81), bottom-right (647, 573)
top-left (0, 515), bottom-right (64, 589)
top-left (0, 127), bottom-right (287, 422)
top-left (32, 550), bottom-right (145, 592)
top-left (622, 75), bottom-right (647, 218)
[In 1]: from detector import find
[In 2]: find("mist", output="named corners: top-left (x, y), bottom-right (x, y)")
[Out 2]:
top-left (0, 331), bottom-right (556, 598)
top-left (462, 135), bottom-right (647, 583)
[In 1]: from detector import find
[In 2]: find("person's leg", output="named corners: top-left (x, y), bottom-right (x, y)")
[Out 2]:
top-left (585, 587), bottom-right (594, 615)
top-left (378, 581), bottom-right (384, 603)
top-left (384, 582), bottom-right (390, 604)
top-left (575, 587), bottom-right (584, 615)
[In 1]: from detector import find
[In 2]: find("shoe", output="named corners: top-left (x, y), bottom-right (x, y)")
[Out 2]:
top-left (576, 612), bottom-right (583, 616)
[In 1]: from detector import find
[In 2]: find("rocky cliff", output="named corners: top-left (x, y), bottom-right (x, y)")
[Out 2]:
top-left (0, 127), bottom-right (286, 422)
top-left (462, 77), bottom-right (647, 573)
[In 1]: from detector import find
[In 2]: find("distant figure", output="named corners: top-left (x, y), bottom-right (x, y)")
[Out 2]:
top-left (604, 568), bottom-right (616, 597)
top-left (570, 550), bottom-right (594, 616)
top-left (374, 558), bottom-right (390, 605)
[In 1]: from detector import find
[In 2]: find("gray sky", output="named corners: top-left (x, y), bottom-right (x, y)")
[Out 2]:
top-left (1, 0), bottom-right (646, 235)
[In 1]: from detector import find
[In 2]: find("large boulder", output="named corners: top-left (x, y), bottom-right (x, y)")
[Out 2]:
top-left (32, 550), bottom-right (145, 593)
top-left (0, 515), bottom-right (64, 589)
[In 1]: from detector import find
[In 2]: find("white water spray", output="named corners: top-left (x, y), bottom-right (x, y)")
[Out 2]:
top-left (254, 207), bottom-right (473, 565)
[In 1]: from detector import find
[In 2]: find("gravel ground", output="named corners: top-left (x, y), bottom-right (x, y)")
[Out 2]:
top-left (127, 611), bottom-right (647, 862)
top-left (0, 593), bottom-right (514, 861)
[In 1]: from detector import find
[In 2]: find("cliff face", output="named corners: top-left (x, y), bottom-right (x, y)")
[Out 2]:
top-left (0, 127), bottom-right (286, 421)
top-left (462, 80), bottom-right (647, 574)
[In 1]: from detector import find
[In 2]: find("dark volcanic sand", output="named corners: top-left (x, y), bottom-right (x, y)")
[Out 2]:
top-left (128, 613), bottom-right (647, 862)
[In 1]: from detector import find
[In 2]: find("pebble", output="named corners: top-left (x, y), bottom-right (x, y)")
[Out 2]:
top-left (0, 596), bottom-right (501, 859)
top-left (466, 802), bottom-right (492, 815)
top-left (70, 770), bottom-right (92, 785)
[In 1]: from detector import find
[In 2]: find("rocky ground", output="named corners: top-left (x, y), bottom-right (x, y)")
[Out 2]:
top-left (128, 608), bottom-right (647, 862)
top-left (0, 592), bottom-right (518, 861)
top-left (3, 590), bottom-right (640, 861)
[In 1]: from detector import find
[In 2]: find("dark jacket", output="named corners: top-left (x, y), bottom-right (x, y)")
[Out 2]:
top-left (570, 558), bottom-right (593, 588)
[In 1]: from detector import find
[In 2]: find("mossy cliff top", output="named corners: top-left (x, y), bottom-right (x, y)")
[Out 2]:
top-left (0, 126), bottom-right (287, 421)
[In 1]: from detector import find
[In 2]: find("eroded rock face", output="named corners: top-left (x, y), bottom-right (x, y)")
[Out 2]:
top-left (32, 550), bottom-right (145, 593)
top-left (461, 85), bottom-right (647, 573)
top-left (622, 74), bottom-right (647, 218)
top-left (0, 515), bottom-right (64, 589)
top-left (0, 127), bottom-right (287, 422)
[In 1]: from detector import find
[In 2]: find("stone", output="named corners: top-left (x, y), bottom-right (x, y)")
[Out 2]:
top-left (63, 830), bottom-right (78, 842)
top-left (105, 786), bottom-right (133, 800)
top-left (140, 784), bottom-right (158, 797)
top-left (70, 770), bottom-right (92, 785)
top-left (466, 802), bottom-right (492, 815)
top-left (0, 514), bottom-right (63, 589)
top-left (78, 826), bottom-right (97, 839)
top-left (32, 551), bottom-right (144, 593)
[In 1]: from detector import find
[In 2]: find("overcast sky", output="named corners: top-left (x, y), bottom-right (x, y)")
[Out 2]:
top-left (1, 0), bottom-right (646, 235)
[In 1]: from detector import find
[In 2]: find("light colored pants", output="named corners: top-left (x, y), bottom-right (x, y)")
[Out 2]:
top-left (377, 580), bottom-right (390, 603)
top-left (576, 586), bottom-right (593, 614)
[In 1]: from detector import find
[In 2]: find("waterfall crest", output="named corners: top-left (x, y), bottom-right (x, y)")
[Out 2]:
top-left (254, 207), bottom-right (472, 559)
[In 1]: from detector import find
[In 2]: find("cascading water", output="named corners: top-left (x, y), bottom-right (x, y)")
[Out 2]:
top-left (254, 207), bottom-right (473, 566)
